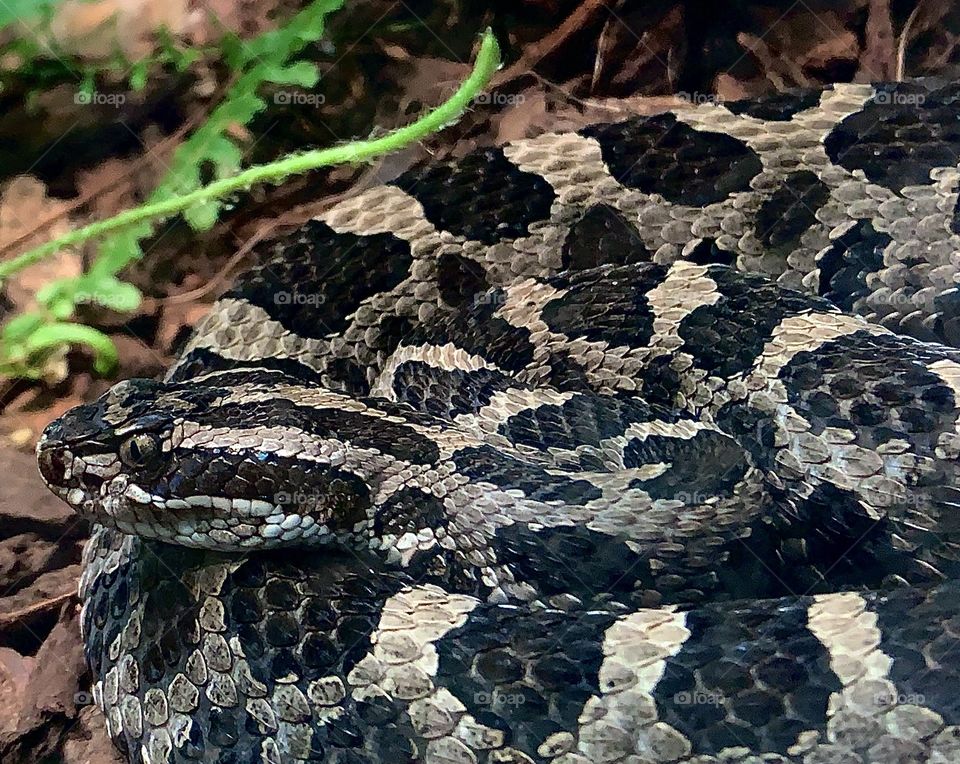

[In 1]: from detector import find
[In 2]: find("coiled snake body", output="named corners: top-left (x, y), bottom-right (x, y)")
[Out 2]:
top-left (37, 80), bottom-right (960, 763)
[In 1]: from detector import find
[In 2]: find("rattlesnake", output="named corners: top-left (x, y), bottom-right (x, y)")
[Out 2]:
top-left (36, 79), bottom-right (960, 763)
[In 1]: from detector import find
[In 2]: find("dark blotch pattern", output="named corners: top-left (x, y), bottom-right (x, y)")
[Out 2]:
top-left (934, 289), bottom-right (960, 348)
top-left (499, 392), bottom-right (680, 454)
top-left (541, 349), bottom-right (594, 392)
top-left (778, 331), bottom-right (958, 450)
top-left (632, 354), bottom-right (688, 410)
top-left (625, 430), bottom-right (750, 501)
top-left (392, 147), bottom-right (556, 244)
top-left (452, 445), bottom-right (601, 504)
top-left (680, 266), bottom-right (833, 378)
top-left (390, 361), bottom-right (516, 419)
top-left (436, 252), bottom-right (492, 309)
top-left (82, 538), bottom-right (233, 763)
top-left (169, 348), bottom-right (323, 386)
top-left (724, 87), bottom-right (825, 121)
top-left (188, 398), bottom-right (442, 465)
top-left (164, 447), bottom-right (372, 533)
top-left (171, 368), bottom-right (300, 391)
top-left (414, 297), bottom-right (537, 373)
top-left (435, 602), bottom-right (616, 757)
top-left (541, 263), bottom-right (666, 346)
top-left (875, 583), bottom-right (960, 725)
top-left (325, 356), bottom-right (371, 395)
top-left (685, 238), bottom-right (737, 266)
top-left (368, 314), bottom-right (415, 366)
top-left (824, 81), bottom-right (960, 191)
top-left (653, 595), bottom-right (840, 756)
top-left (582, 114), bottom-right (763, 206)
top-left (777, 332), bottom-right (960, 576)
top-left (715, 401), bottom-right (778, 472)
top-left (373, 486), bottom-right (448, 538)
top-left (782, 482), bottom-right (935, 590)
top-left (491, 523), bottom-right (665, 608)
top-left (228, 220), bottom-right (413, 340)
top-left (816, 220), bottom-right (891, 313)
top-left (227, 553), bottom-right (419, 763)
top-left (756, 170), bottom-right (831, 252)
top-left (560, 203), bottom-right (651, 270)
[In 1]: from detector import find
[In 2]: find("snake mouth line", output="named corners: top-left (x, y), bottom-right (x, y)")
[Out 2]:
top-left (67, 482), bottom-right (335, 549)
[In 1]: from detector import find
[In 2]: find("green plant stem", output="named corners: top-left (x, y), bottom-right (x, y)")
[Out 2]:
top-left (0, 29), bottom-right (501, 282)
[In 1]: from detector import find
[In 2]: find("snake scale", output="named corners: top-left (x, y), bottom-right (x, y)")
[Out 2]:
top-left (35, 79), bottom-right (960, 763)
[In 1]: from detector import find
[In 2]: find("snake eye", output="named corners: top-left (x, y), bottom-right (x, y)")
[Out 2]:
top-left (119, 433), bottom-right (162, 469)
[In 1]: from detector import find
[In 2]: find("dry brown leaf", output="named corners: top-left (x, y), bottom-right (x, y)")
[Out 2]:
top-left (73, 157), bottom-right (145, 222)
top-left (45, 0), bottom-right (191, 60)
top-left (188, 0), bottom-right (289, 48)
top-left (0, 448), bottom-right (78, 532)
top-left (0, 604), bottom-right (88, 762)
top-left (0, 176), bottom-right (81, 343)
top-left (722, 8), bottom-right (860, 95)
top-left (714, 74), bottom-right (752, 102)
top-left (493, 90), bottom-right (553, 143)
top-left (0, 565), bottom-right (82, 620)
top-left (108, 334), bottom-right (169, 379)
top-left (394, 55), bottom-right (476, 121)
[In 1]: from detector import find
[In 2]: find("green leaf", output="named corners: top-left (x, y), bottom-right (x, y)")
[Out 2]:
top-left (129, 60), bottom-right (149, 91)
top-left (34, 278), bottom-right (71, 309)
top-left (183, 198), bottom-right (221, 230)
top-left (91, 223), bottom-right (152, 278)
top-left (0, 0), bottom-right (63, 29)
top-left (85, 276), bottom-right (142, 312)
top-left (1, 312), bottom-right (44, 343)
top-left (22, 322), bottom-right (119, 374)
top-left (48, 296), bottom-right (75, 320)
top-left (265, 60), bottom-right (320, 88)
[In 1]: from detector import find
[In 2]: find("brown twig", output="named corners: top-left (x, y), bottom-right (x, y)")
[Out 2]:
top-left (0, 589), bottom-right (76, 627)
top-left (897, 1), bottom-right (924, 80)
top-left (161, 236), bottom-right (262, 305)
top-left (591, 16), bottom-right (616, 94)
top-left (492, 0), bottom-right (614, 89)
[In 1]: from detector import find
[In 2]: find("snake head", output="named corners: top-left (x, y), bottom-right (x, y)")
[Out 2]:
top-left (37, 378), bottom-right (175, 528)
top-left (37, 372), bottom-right (373, 550)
